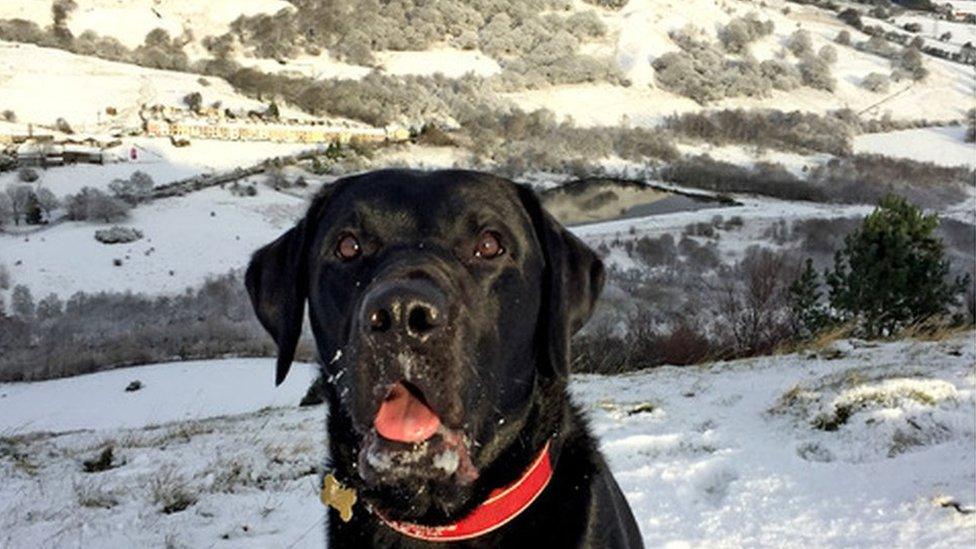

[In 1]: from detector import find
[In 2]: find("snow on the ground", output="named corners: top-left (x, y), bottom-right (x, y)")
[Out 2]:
top-left (236, 47), bottom-right (504, 82)
top-left (674, 141), bottom-right (834, 177)
top-left (378, 143), bottom-right (470, 170)
top-left (0, 359), bottom-right (318, 433)
top-left (0, 137), bottom-right (323, 199)
top-left (0, 176), bottom-right (874, 299)
top-left (575, 333), bottom-right (976, 547)
top-left (0, 40), bottom-right (266, 132)
top-left (234, 54), bottom-right (372, 81)
top-left (506, 57), bottom-right (972, 127)
top-left (854, 126), bottom-right (976, 168)
top-left (3, 164), bottom-right (966, 300)
top-left (0, 0), bottom-right (293, 50)
top-left (375, 48), bottom-right (502, 78)
top-left (504, 83), bottom-right (700, 127)
top-left (0, 184), bottom-right (307, 297)
top-left (0, 333), bottom-right (972, 547)
top-left (573, 193), bottom-right (877, 264)
top-left (894, 13), bottom-right (976, 53)
top-left (507, 0), bottom-right (974, 127)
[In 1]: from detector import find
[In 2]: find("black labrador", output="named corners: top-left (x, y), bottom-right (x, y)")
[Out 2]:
top-left (246, 169), bottom-right (643, 548)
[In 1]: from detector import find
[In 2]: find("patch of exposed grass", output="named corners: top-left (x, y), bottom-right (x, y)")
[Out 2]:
top-left (149, 468), bottom-right (198, 514)
top-left (82, 446), bottom-right (118, 473)
top-left (899, 319), bottom-right (972, 343)
top-left (813, 378), bottom-right (957, 431)
top-left (74, 479), bottom-right (119, 509)
top-left (627, 402), bottom-right (657, 415)
top-left (0, 436), bottom-right (40, 476)
top-left (122, 420), bottom-right (215, 449)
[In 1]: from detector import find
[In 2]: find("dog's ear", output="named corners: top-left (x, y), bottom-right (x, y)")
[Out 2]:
top-left (245, 187), bottom-right (333, 385)
top-left (516, 184), bottom-right (605, 378)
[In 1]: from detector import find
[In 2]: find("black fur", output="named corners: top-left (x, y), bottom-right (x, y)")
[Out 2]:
top-left (246, 169), bottom-right (643, 548)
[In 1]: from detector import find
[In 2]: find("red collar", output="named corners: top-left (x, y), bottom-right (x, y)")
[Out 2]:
top-left (377, 440), bottom-right (554, 542)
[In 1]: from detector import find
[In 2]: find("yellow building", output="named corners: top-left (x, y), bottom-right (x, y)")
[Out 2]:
top-left (141, 105), bottom-right (410, 146)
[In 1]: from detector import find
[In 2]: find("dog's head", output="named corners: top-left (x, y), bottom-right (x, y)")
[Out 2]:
top-left (246, 169), bottom-right (603, 521)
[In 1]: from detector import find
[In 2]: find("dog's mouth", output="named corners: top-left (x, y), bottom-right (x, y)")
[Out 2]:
top-left (359, 380), bottom-right (479, 487)
top-left (374, 381), bottom-right (441, 443)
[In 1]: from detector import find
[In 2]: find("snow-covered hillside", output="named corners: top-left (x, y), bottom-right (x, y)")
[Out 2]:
top-left (853, 126), bottom-right (976, 168)
top-left (0, 0), bottom-right (292, 50)
top-left (1, 333), bottom-right (973, 547)
top-left (505, 0), bottom-right (975, 126)
top-left (0, 39), bottom-right (363, 133)
top-left (0, 181), bottom-right (309, 296)
top-left (0, 359), bottom-right (318, 433)
top-left (0, 40), bottom-right (256, 131)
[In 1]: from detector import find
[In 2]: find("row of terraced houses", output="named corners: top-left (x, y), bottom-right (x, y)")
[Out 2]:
top-left (141, 105), bottom-right (410, 145)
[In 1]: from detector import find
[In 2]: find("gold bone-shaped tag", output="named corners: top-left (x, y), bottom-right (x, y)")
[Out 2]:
top-left (321, 473), bottom-right (357, 522)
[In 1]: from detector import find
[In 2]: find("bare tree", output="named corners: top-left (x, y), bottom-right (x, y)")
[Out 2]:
top-left (182, 92), bottom-right (203, 112)
top-left (108, 171), bottom-right (153, 205)
top-left (55, 117), bottom-right (74, 134)
top-left (89, 192), bottom-right (130, 222)
top-left (787, 29), bottom-right (813, 57)
top-left (51, 0), bottom-right (77, 43)
top-left (11, 284), bottom-right (35, 320)
top-left (0, 192), bottom-right (12, 226)
top-left (36, 293), bottom-right (64, 321)
top-left (17, 167), bottom-right (39, 182)
top-left (5, 185), bottom-right (32, 226)
top-left (65, 187), bottom-right (130, 222)
top-left (716, 247), bottom-right (799, 355)
top-left (34, 187), bottom-right (60, 219)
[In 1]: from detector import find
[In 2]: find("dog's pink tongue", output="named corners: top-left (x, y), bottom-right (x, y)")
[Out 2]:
top-left (374, 383), bottom-right (441, 443)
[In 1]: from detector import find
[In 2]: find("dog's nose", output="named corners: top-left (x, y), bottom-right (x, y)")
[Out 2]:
top-left (361, 278), bottom-right (447, 340)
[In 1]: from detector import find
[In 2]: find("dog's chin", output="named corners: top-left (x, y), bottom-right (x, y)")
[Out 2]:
top-left (357, 428), bottom-right (480, 522)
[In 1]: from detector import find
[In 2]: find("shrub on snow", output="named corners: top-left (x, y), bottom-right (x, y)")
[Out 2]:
top-left (861, 72), bottom-right (890, 93)
top-left (652, 31), bottom-right (772, 104)
top-left (787, 29), bottom-right (814, 57)
top-left (94, 226), bottom-right (144, 244)
top-left (17, 167), bottom-right (38, 183)
top-left (720, 13), bottom-right (775, 53)
top-left (65, 187), bottom-right (130, 222)
top-left (799, 55), bottom-right (836, 92)
top-left (893, 47), bottom-right (928, 81)
top-left (108, 171), bottom-right (154, 205)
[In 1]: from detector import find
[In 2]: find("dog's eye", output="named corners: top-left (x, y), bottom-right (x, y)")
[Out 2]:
top-left (335, 233), bottom-right (362, 260)
top-left (474, 231), bottom-right (504, 259)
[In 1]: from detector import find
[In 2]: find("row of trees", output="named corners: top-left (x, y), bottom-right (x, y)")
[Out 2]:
top-left (0, 171), bottom-right (154, 227)
top-left (713, 196), bottom-right (969, 354)
top-left (0, 273), bottom-right (310, 382)
top-left (790, 195), bottom-right (970, 338)
top-left (655, 151), bottom-right (971, 210)
top-left (0, 13), bottom-right (190, 72)
top-left (0, 184), bottom-right (58, 226)
top-left (663, 108), bottom-right (855, 155)
top-left (574, 194), bottom-right (973, 373)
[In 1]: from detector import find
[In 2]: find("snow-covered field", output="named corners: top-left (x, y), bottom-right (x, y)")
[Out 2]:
top-left (0, 40), bottom-right (262, 131)
top-left (0, 171), bottom-right (893, 299)
top-left (854, 126), bottom-right (976, 168)
top-left (374, 49), bottom-right (502, 78)
top-left (1, 334), bottom-right (972, 547)
top-left (0, 359), bottom-right (318, 433)
top-left (0, 184), bottom-right (305, 296)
